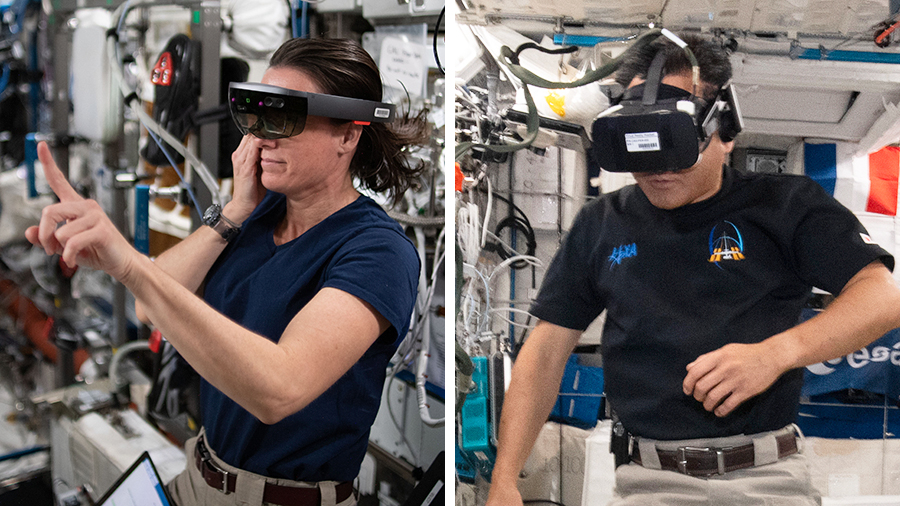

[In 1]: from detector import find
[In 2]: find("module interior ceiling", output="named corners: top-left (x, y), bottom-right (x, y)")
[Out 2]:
top-left (461, 0), bottom-right (900, 148)
top-left (463, 0), bottom-right (891, 36)
top-left (731, 53), bottom-right (900, 144)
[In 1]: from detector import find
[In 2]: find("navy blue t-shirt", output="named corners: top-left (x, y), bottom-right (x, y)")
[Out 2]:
top-left (530, 166), bottom-right (894, 440)
top-left (201, 191), bottom-right (419, 481)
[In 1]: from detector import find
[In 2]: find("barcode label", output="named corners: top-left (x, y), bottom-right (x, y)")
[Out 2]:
top-left (625, 132), bottom-right (661, 152)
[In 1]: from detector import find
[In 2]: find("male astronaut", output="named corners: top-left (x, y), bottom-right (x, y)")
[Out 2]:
top-left (485, 33), bottom-right (900, 506)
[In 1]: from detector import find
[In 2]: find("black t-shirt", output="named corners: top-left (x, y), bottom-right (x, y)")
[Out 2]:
top-left (530, 166), bottom-right (894, 440)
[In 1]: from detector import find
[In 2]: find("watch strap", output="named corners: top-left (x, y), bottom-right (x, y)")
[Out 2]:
top-left (218, 211), bottom-right (241, 230)
top-left (204, 204), bottom-right (242, 242)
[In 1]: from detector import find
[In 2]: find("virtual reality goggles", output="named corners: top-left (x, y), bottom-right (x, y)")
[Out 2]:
top-left (228, 82), bottom-right (396, 140)
top-left (590, 55), bottom-right (744, 173)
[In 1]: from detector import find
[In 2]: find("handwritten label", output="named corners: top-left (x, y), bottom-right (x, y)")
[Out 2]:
top-left (379, 37), bottom-right (426, 97)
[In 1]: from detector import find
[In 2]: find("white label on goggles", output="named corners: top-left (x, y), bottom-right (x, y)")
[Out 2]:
top-left (374, 108), bottom-right (391, 119)
top-left (625, 132), bottom-right (661, 152)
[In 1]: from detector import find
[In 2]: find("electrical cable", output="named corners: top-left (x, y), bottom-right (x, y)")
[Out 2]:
top-left (386, 373), bottom-right (420, 466)
top-left (433, 7), bottom-right (445, 75)
top-left (388, 205), bottom-right (432, 374)
top-left (389, 232), bottom-right (435, 375)
top-left (481, 177), bottom-right (492, 249)
top-left (414, 226), bottom-right (428, 319)
top-left (489, 307), bottom-right (537, 328)
top-left (411, 228), bottom-right (445, 344)
top-left (415, 316), bottom-right (443, 427)
top-left (474, 185), bottom-right (539, 270)
top-left (388, 222), bottom-right (445, 426)
top-left (457, 202), bottom-right (483, 265)
top-left (488, 254), bottom-right (542, 283)
top-left (0, 64), bottom-right (10, 97)
top-left (484, 191), bottom-right (533, 227)
top-left (301, 0), bottom-right (309, 39)
top-left (290, 0), bottom-right (299, 38)
top-left (116, 0), bottom-right (132, 34)
top-left (462, 262), bottom-right (491, 336)
top-left (145, 129), bottom-right (202, 213)
top-left (508, 42), bottom-right (578, 64)
top-left (487, 215), bottom-right (536, 269)
top-left (414, 232), bottom-right (446, 425)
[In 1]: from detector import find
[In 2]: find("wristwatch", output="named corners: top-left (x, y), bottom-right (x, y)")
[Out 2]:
top-left (202, 204), bottom-right (241, 243)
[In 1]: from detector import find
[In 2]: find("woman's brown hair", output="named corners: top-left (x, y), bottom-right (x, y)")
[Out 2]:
top-left (269, 38), bottom-right (430, 204)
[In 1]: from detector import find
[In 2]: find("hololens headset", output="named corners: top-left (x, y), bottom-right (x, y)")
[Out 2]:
top-left (590, 36), bottom-right (744, 174)
top-left (228, 82), bottom-right (396, 139)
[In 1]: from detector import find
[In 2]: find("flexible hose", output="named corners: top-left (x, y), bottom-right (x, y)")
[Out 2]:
top-left (109, 340), bottom-right (151, 388)
top-left (386, 210), bottom-right (444, 227)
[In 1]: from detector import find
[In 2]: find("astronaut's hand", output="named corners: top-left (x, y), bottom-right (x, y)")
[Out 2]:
top-left (227, 134), bottom-right (267, 223)
top-left (682, 342), bottom-right (784, 417)
top-left (24, 141), bottom-right (138, 282)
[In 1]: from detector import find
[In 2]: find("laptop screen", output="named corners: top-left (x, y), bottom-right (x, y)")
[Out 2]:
top-left (96, 452), bottom-right (174, 506)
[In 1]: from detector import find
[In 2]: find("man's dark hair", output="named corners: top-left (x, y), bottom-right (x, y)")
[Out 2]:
top-left (614, 33), bottom-right (732, 100)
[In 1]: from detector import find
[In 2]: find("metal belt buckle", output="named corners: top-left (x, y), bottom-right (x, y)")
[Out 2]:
top-left (199, 439), bottom-right (231, 494)
top-left (218, 469), bottom-right (231, 494)
top-left (676, 446), bottom-right (726, 476)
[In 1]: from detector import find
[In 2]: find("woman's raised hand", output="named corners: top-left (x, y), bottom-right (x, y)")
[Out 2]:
top-left (227, 134), bottom-right (267, 223)
top-left (25, 141), bottom-right (138, 283)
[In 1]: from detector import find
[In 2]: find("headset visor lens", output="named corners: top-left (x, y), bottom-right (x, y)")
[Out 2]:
top-left (229, 86), bottom-right (308, 139)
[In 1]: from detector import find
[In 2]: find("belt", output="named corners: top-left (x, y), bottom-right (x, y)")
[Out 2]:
top-left (194, 437), bottom-right (354, 506)
top-left (631, 431), bottom-right (798, 477)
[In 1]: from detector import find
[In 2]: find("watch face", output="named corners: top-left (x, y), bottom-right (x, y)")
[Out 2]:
top-left (203, 205), bottom-right (219, 226)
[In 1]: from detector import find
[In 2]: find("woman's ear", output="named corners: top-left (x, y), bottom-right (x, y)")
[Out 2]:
top-left (336, 122), bottom-right (364, 156)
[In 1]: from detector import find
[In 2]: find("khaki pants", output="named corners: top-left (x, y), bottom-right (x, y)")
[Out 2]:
top-left (608, 427), bottom-right (821, 506)
top-left (166, 431), bottom-right (357, 506)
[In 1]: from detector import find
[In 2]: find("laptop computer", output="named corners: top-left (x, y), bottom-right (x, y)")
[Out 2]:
top-left (94, 451), bottom-right (175, 506)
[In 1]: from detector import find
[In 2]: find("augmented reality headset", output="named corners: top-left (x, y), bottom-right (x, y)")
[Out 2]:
top-left (590, 46), bottom-right (744, 174)
top-left (228, 82), bottom-right (396, 140)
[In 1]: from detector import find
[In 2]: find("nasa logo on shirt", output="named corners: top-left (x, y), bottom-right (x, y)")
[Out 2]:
top-left (608, 242), bottom-right (637, 269)
top-left (708, 221), bottom-right (746, 267)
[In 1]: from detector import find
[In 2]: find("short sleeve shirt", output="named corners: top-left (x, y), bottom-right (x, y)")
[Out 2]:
top-left (530, 166), bottom-right (894, 440)
top-left (201, 192), bottom-right (419, 481)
